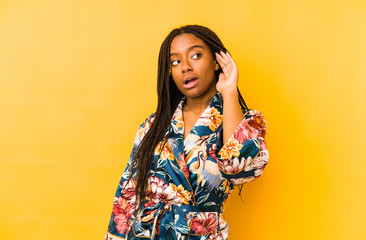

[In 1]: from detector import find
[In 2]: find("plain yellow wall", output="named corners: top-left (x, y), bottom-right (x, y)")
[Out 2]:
top-left (1, 0), bottom-right (365, 239)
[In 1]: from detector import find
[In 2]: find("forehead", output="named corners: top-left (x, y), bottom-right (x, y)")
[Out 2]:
top-left (170, 33), bottom-right (210, 54)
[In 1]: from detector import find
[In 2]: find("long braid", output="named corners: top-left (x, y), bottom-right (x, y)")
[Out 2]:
top-left (131, 25), bottom-right (249, 210)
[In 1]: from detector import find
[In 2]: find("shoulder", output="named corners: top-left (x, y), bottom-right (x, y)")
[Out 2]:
top-left (140, 112), bottom-right (156, 128)
top-left (136, 113), bottom-right (156, 140)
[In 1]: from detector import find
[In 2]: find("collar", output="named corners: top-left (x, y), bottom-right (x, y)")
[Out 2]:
top-left (167, 91), bottom-right (224, 163)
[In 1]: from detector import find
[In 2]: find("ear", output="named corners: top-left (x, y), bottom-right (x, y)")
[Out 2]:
top-left (215, 61), bottom-right (219, 71)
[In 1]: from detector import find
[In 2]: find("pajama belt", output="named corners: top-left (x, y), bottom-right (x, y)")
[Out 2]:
top-left (134, 202), bottom-right (222, 240)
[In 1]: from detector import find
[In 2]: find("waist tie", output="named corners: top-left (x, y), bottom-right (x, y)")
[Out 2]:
top-left (137, 202), bottom-right (222, 240)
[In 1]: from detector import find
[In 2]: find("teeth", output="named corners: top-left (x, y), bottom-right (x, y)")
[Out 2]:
top-left (185, 78), bottom-right (195, 84)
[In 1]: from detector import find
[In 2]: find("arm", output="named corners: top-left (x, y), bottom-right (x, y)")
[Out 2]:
top-left (215, 51), bottom-right (269, 185)
top-left (222, 90), bottom-right (244, 143)
top-left (217, 110), bottom-right (269, 185)
top-left (215, 51), bottom-right (243, 143)
top-left (105, 114), bottom-right (155, 239)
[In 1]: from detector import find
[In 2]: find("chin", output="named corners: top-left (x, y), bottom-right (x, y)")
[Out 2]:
top-left (182, 89), bottom-right (216, 99)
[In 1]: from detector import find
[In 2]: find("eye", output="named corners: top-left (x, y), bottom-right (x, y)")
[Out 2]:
top-left (171, 60), bottom-right (180, 66)
top-left (192, 53), bottom-right (201, 59)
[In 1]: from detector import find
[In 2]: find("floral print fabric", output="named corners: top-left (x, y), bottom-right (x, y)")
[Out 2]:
top-left (105, 93), bottom-right (269, 240)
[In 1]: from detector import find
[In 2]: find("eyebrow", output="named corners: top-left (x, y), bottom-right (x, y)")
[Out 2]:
top-left (169, 45), bottom-right (204, 57)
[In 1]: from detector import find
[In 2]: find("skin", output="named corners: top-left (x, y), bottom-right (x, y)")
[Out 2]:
top-left (170, 33), bottom-right (243, 143)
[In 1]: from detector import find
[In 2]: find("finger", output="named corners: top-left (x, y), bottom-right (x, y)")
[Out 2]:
top-left (221, 63), bottom-right (231, 76)
top-left (225, 51), bottom-right (233, 61)
top-left (215, 52), bottom-right (227, 68)
top-left (219, 51), bottom-right (234, 67)
top-left (225, 51), bottom-right (237, 68)
top-left (218, 72), bottom-right (225, 82)
top-left (217, 52), bottom-right (234, 74)
top-left (219, 51), bottom-right (234, 70)
top-left (216, 52), bottom-right (225, 63)
top-left (220, 51), bottom-right (231, 63)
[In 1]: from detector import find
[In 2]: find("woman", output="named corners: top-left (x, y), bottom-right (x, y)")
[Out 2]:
top-left (105, 25), bottom-right (269, 240)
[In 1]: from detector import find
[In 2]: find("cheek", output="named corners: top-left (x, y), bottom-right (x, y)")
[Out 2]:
top-left (201, 62), bottom-right (217, 79)
top-left (199, 57), bottom-right (215, 71)
top-left (171, 72), bottom-right (184, 91)
top-left (171, 72), bottom-right (180, 86)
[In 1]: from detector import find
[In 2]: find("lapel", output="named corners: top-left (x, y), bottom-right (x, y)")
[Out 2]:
top-left (184, 93), bottom-right (223, 165)
top-left (185, 92), bottom-right (223, 141)
top-left (167, 92), bottom-right (224, 170)
top-left (167, 98), bottom-right (186, 164)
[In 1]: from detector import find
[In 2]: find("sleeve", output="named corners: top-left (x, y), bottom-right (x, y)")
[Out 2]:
top-left (105, 114), bottom-right (155, 240)
top-left (217, 110), bottom-right (269, 185)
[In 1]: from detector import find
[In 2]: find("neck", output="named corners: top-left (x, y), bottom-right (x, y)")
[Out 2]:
top-left (184, 90), bottom-right (217, 113)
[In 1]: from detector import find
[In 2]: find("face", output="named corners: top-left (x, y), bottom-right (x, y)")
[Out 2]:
top-left (169, 33), bottom-right (219, 99)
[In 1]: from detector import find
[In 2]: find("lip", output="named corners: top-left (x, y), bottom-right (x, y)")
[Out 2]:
top-left (183, 76), bottom-right (199, 89)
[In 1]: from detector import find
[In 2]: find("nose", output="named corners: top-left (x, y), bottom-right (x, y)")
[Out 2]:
top-left (181, 59), bottom-right (192, 73)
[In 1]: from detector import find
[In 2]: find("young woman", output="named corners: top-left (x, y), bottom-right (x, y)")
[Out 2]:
top-left (105, 25), bottom-right (269, 240)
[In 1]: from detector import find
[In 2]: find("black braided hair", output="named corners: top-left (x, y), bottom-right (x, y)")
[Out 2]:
top-left (130, 25), bottom-right (249, 209)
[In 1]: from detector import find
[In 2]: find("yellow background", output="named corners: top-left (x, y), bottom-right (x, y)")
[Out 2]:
top-left (1, 0), bottom-right (365, 239)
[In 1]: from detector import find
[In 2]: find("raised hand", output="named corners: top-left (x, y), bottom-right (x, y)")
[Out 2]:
top-left (215, 51), bottom-right (239, 96)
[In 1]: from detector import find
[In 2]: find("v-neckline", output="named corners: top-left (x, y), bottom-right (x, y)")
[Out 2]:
top-left (181, 99), bottom-right (212, 142)
top-left (167, 92), bottom-right (223, 168)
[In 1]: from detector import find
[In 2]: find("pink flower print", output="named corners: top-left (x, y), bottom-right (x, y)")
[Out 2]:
top-left (252, 154), bottom-right (269, 177)
top-left (146, 176), bottom-right (176, 204)
top-left (147, 176), bottom-right (167, 194)
top-left (207, 217), bottom-right (229, 240)
top-left (233, 120), bottom-right (257, 143)
top-left (120, 179), bottom-right (136, 201)
top-left (190, 212), bottom-right (218, 235)
top-left (160, 184), bottom-right (180, 205)
top-left (246, 110), bottom-right (267, 137)
top-left (112, 197), bottom-right (135, 234)
top-left (218, 156), bottom-right (252, 174)
top-left (231, 176), bottom-right (256, 185)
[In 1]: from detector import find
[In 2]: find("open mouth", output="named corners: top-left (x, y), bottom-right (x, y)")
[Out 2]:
top-left (183, 78), bottom-right (198, 88)
top-left (184, 78), bottom-right (197, 84)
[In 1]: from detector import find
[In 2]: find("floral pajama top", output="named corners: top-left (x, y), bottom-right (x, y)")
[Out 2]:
top-left (105, 92), bottom-right (269, 240)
